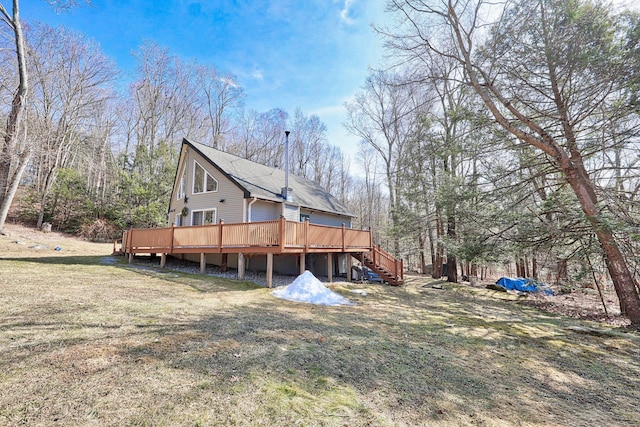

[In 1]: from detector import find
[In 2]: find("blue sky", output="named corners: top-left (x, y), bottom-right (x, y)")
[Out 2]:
top-left (20, 0), bottom-right (390, 160)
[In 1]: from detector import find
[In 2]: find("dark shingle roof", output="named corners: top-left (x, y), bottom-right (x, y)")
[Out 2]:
top-left (185, 138), bottom-right (354, 217)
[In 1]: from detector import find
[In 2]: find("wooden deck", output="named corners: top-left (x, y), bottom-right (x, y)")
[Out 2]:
top-left (118, 218), bottom-right (404, 286)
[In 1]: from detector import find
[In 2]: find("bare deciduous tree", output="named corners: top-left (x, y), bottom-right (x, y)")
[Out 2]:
top-left (27, 23), bottom-right (118, 228)
top-left (195, 65), bottom-right (245, 149)
top-left (0, 0), bottom-right (29, 231)
top-left (345, 70), bottom-right (429, 256)
top-left (386, 0), bottom-right (640, 324)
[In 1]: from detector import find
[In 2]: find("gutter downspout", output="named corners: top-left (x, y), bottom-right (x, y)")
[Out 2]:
top-left (247, 197), bottom-right (257, 223)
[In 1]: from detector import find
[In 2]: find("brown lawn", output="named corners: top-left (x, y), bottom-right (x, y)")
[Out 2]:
top-left (1, 224), bottom-right (639, 426)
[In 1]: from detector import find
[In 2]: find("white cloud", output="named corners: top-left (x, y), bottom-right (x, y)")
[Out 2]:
top-left (340, 0), bottom-right (356, 25)
top-left (252, 68), bottom-right (264, 81)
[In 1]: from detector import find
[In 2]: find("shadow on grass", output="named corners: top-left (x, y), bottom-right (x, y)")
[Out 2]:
top-left (0, 254), bottom-right (262, 293)
top-left (0, 254), bottom-right (115, 266)
top-left (113, 290), bottom-right (640, 425)
top-left (2, 257), bottom-right (639, 426)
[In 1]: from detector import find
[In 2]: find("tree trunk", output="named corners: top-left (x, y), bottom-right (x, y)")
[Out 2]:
top-left (0, 0), bottom-right (30, 232)
top-left (428, 223), bottom-right (435, 268)
top-left (565, 164), bottom-right (640, 324)
top-left (418, 232), bottom-right (427, 274)
top-left (0, 149), bottom-right (30, 228)
top-left (556, 258), bottom-right (568, 286)
top-left (433, 208), bottom-right (445, 278)
top-left (515, 258), bottom-right (523, 278)
top-left (36, 166), bottom-right (58, 229)
top-left (446, 213), bottom-right (457, 283)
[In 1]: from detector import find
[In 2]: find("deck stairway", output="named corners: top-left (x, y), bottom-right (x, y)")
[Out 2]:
top-left (353, 245), bottom-right (404, 286)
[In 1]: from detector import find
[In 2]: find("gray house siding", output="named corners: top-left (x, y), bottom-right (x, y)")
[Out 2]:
top-left (169, 147), bottom-right (245, 226)
top-left (283, 203), bottom-right (299, 221)
top-left (250, 200), bottom-right (280, 222)
top-left (300, 209), bottom-right (352, 227)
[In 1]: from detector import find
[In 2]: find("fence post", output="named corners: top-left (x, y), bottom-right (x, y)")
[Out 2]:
top-left (341, 224), bottom-right (346, 251)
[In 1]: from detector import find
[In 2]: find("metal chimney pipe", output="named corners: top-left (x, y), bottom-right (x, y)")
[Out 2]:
top-left (284, 130), bottom-right (290, 198)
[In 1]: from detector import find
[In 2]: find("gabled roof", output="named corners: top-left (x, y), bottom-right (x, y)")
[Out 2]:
top-left (184, 138), bottom-right (355, 218)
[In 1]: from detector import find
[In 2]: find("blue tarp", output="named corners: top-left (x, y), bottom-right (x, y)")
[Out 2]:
top-left (496, 277), bottom-right (554, 295)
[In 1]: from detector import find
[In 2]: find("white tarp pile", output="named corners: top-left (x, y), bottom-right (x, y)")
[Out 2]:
top-left (272, 270), bottom-right (354, 306)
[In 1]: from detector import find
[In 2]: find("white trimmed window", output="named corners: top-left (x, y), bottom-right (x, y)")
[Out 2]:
top-left (193, 161), bottom-right (218, 194)
top-left (177, 171), bottom-right (186, 200)
top-left (192, 209), bottom-right (217, 226)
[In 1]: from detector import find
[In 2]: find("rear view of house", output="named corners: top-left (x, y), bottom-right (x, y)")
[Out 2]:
top-left (121, 138), bottom-right (404, 286)
top-left (169, 138), bottom-right (355, 229)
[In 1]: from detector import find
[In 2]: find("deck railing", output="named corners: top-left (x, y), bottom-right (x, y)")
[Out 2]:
top-left (366, 245), bottom-right (405, 284)
top-left (121, 218), bottom-right (373, 255)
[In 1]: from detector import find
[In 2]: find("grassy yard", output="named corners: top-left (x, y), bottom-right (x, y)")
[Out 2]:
top-left (1, 226), bottom-right (639, 426)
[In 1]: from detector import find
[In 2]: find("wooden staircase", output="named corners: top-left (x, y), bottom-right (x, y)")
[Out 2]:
top-left (354, 245), bottom-right (404, 286)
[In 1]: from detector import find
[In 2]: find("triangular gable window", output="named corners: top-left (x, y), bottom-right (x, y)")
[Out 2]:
top-left (193, 160), bottom-right (218, 194)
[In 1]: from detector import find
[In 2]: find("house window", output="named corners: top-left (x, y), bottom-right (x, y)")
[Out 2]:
top-left (300, 213), bottom-right (310, 222)
top-left (192, 209), bottom-right (217, 226)
top-left (177, 171), bottom-right (186, 200)
top-left (193, 161), bottom-right (218, 194)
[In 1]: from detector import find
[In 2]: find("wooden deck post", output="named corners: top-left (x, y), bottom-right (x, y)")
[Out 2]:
top-left (200, 253), bottom-right (206, 274)
top-left (221, 253), bottom-right (228, 272)
top-left (238, 253), bottom-right (245, 280)
top-left (128, 229), bottom-right (134, 263)
top-left (342, 224), bottom-right (346, 251)
top-left (327, 253), bottom-right (333, 283)
top-left (299, 254), bottom-right (305, 274)
top-left (374, 245), bottom-right (379, 266)
top-left (160, 253), bottom-right (166, 268)
top-left (218, 220), bottom-right (224, 253)
top-left (170, 224), bottom-right (175, 255)
top-left (278, 217), bottom-right (286, 252)
top-left (304, 218), bottom-right (310, 252)
top-left (266, 253), bottom-right (273, 288)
